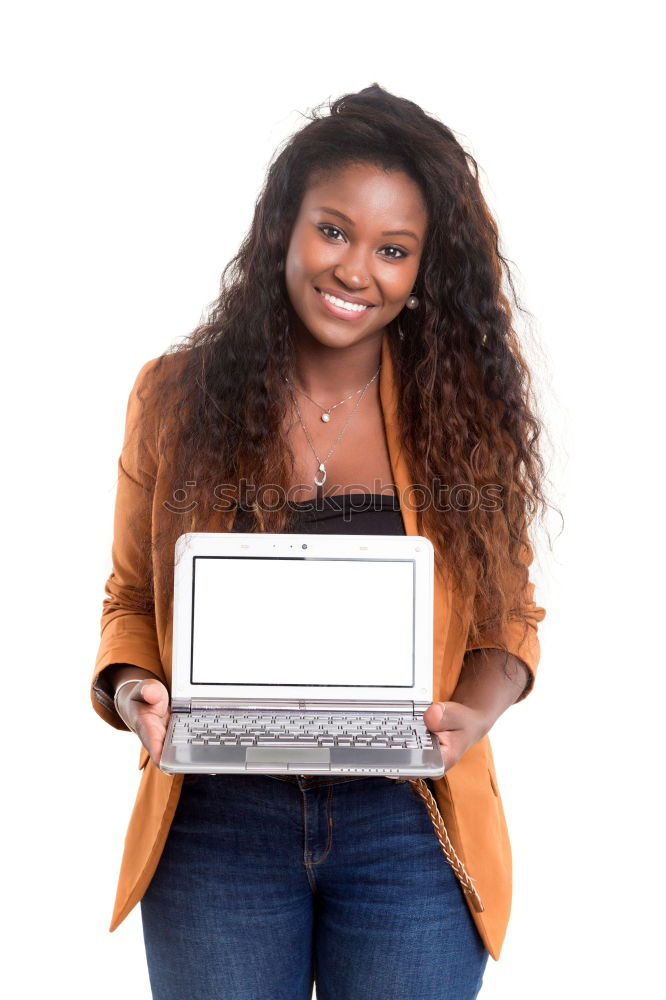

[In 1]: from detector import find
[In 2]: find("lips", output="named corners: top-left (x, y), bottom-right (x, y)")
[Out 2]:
top-left (315, 286), bottom-right (376, 307)
top-left (314, 286), bottom-right (376, 320)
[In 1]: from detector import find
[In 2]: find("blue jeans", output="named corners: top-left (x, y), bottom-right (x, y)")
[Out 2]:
top-left (141, 774), bottom-right (489, 999)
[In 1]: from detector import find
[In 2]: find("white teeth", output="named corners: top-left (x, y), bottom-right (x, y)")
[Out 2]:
top-left (319, 290), bottom-right (369, 313)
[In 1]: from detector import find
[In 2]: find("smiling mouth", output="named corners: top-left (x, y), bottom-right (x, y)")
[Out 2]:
top-left (316, 288), bottom-right (372, 313)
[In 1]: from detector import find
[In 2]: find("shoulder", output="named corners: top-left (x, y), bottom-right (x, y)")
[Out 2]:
top-left (125, 349), bottom-right (194, 428)
top-left (130, 349), bottom-right (191, 400)
top-left (122, 350), bottom-right (193, 466)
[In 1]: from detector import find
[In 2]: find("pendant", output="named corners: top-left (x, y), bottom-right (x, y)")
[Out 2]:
top-left (314, 462), bottom-right (327, 487)
top-left (321, 411), bottom-right (331, 422)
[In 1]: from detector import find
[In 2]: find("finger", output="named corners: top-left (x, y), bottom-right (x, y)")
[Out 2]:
top-left (131, 680), bottom-right (167, 705)
top-left (135, 714), bottom-right (167, 765)
top-left (424, 701), bottom-right (464, 733)
top-left (122, 686), bottom-right (168, 740)
top-left (425, 701), bottom-right (470, 734)
top-left (435, 730), bottom-right (468, 771)
top-left (423, 702), bottom-right (444, 730)
top-left (437, 740), bottom-right (455, 771)
top-left (130, 682), bottom-right (170, 718)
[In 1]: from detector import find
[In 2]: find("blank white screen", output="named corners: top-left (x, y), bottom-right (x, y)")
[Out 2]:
top-left (191, 557), bottom-right (415, 686)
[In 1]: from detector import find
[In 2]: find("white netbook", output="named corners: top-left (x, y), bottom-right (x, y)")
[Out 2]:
top-left (159, 531), bottom-right (444, 778)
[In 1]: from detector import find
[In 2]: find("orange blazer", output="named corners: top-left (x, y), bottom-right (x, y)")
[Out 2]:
top-left (91, 331), bottom-right (546, 960)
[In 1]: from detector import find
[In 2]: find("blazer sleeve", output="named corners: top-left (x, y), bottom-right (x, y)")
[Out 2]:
top-left (91, 359), bottom-right (167, 730)
top-left (464, 535), bottom-right (546, 702)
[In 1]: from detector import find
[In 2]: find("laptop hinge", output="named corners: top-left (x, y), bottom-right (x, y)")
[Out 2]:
top-left (178, 698), bottom-right (427, 716)
top-left (184, 699), bottom-right (309, 712)
top-left (171, 699), bottom-right (192, 713)
top-left (303, 700), bottom-right (422, 715)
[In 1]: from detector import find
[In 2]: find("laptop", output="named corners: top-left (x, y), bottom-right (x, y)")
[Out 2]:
top-left (159, 531), bottom-right (444, 778)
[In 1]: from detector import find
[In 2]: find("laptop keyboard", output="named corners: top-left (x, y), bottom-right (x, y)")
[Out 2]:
top-left (171, 712), bottom-right (434, 749)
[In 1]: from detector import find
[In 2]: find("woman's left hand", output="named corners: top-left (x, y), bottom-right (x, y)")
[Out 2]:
top-left (422, 702), bottom-right (491, 772)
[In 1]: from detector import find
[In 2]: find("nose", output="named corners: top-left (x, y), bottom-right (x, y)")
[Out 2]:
top-left (333, 246), bottom-right (371, 290)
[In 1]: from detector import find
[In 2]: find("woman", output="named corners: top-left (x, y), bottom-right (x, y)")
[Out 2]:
top-left (91, 84), bottom-right (547, 999)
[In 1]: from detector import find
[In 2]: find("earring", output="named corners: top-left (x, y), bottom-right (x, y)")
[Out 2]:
top-left (277, 258), bottom-right (285, 273)
top-left (405, 290), bottom-right (419, 310)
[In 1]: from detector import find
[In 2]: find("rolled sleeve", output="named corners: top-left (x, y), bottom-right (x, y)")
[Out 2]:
top-left (465, 538), bottom-right (546, 702)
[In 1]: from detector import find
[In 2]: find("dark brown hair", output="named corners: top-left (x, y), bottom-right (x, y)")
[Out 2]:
top-left (132, 84), bottom-right (550, 648)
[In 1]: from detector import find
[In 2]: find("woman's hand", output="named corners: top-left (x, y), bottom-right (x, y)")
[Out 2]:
top-left (115, 678), bottom-right (171, 767)
top-left (423, 701), bottom-right (491, 772)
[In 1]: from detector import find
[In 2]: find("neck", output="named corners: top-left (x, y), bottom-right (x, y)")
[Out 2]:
top-left (288, 329), bottom-right (384, 400)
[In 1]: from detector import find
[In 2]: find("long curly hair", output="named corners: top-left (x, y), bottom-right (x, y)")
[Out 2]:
top-left (133, 83), bottom-right (548, 648)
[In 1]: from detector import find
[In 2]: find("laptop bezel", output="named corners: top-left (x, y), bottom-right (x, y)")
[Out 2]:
top-left (171, 532), bottom-right (434, 705)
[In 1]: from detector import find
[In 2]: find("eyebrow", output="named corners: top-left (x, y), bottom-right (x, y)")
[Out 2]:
top-left (316, 206), bottom-right (421, 243)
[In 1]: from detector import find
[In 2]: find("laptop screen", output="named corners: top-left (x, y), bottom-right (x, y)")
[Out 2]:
top-left (190, 556), bottom-right (415, 688)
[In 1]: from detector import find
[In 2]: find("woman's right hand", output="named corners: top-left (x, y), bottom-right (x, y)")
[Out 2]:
top-left (115, 678), bottom-right (171, 767)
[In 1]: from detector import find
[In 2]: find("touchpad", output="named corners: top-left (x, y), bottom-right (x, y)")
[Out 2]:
top-left (245, 748), bottom-right (331, 769)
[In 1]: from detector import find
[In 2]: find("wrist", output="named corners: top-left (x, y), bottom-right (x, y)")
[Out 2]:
top-left (113, 678), bottom-right (143, 730)
top-left (465, 703), bottom-right (495, 743)
top-left (113, 677), bottom-right (142, 709)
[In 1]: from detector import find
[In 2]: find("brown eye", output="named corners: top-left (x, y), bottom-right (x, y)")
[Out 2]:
top-left (319, 225), bottom-right (345, 241)
top-left (380, 246), bottom-right (407, 260)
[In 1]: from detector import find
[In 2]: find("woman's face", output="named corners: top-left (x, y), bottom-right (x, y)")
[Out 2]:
top-left (284, 162), bottom-right (428, 352)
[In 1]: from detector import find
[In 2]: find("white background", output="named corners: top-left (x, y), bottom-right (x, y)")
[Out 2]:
top-left (1, 1), bottom-right (663, 996)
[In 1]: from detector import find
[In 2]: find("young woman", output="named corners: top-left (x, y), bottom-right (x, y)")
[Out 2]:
top-left (91, 84), bottom-right (547, 999)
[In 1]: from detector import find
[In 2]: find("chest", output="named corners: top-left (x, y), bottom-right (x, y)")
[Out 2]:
top-left (283, 398), bottom-right (395, 499)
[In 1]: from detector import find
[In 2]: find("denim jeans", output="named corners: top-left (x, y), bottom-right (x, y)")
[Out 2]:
top-left (141, 773), bottom-right (489, 999)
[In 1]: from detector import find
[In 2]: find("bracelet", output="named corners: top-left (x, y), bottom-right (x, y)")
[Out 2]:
top-left (113, 677), bottom-right (143, 716)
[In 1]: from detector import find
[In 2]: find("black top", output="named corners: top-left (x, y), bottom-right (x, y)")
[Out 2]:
top-left (231, 492), bottom-right (406, 536)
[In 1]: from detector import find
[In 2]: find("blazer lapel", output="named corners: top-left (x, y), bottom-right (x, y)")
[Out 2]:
top-left (379, 331), bottom-right (418, 535)
top-left (379, 331), bottom-right (457, 701)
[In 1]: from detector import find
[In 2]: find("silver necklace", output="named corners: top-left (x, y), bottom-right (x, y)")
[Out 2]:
top-left (287, 365), bottom-right (381, 487)
top-left (283, 376), bottom-right (366, 422)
